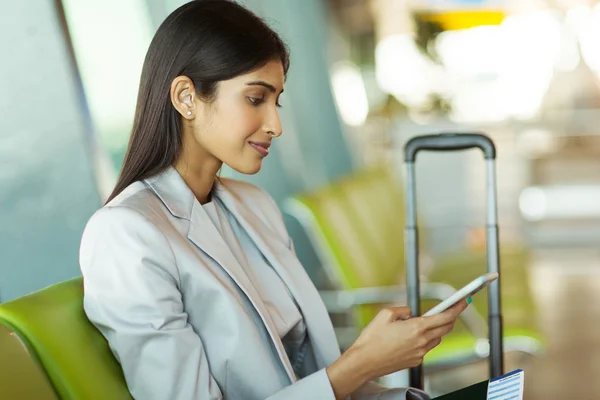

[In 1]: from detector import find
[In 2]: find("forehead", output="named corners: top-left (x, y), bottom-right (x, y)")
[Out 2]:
top-left (230, 60), bottom-right (285, 91)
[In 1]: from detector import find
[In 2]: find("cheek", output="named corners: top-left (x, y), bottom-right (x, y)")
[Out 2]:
top-left (199, 98), bottom-right (263, 153)
top-left (230, 106), bottom-right (262, 141)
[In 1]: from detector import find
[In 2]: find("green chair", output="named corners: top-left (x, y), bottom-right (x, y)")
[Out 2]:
top-left (285, 165), bottom-right (544, 369)
top-left (0, 277), bottom-right (132, 399)
top-left (0, 323), bottom-right (58, 399)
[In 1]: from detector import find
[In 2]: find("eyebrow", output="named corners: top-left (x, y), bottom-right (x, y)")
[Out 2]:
top-left (245, 80), bottom-right (283, 94)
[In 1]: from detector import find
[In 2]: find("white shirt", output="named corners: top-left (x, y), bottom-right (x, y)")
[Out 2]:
top-left (202, 198), bottom-right (312, 377)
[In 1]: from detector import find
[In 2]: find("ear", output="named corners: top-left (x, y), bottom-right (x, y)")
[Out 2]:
top-left (170, 76), bottom-right (196, 119)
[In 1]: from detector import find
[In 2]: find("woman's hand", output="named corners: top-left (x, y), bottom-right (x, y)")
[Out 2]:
top-left (353, 300), bottom-right (468, 379)
top-left (326, 300), bottom-right (468, 399)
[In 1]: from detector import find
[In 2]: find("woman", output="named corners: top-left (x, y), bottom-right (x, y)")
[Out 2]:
top-left (79, 1), bottom-right (468, 399)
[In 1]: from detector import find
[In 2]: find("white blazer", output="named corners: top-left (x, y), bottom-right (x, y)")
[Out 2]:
top-left (79, 166), bottom-right (428, 400)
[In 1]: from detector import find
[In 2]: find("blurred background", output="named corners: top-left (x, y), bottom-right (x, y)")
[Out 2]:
top-left (3, 0), bottom-right (600, 398)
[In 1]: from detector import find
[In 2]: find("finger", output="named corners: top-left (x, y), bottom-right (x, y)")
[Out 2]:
top-left (449, 298), bottom-right (469, 314)
top-left (422, 312), bottom-right (455, 329)
top-left (423, 300), bottom-right (468, 329)
top-left (424, 321), bottom-right (454, 342)
top-left (424, 337), bottom-right (443, 353)
top-left (381, 306), bottom-right (412, 322)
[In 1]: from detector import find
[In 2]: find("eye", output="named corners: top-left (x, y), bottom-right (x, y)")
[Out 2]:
top-left (248, 97), bottom-right (264, 106)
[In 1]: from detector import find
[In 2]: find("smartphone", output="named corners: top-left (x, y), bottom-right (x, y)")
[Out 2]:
top-left (422, 272), bottom-right (499, 317)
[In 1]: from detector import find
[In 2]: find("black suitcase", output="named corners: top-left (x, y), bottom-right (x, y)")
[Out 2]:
top-left (403, 133), bottom-right (504, 390)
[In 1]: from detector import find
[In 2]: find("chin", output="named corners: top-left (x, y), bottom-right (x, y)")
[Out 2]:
top-left (230, 161), bottom-right (262, 175)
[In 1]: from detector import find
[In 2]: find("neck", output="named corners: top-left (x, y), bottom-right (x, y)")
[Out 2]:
top-left (176, 121), bottom-right (224, 204)
top-left (173, 158), bottom-right (222, 204)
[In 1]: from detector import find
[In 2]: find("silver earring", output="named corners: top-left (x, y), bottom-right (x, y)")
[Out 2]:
top-left (186, 111), bottom-right (192, 116)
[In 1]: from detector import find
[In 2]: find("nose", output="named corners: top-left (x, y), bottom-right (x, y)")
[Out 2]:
top-left (264, 106), bottom-right (283, 137)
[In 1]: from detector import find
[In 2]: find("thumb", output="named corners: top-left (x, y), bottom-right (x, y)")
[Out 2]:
top-left (384, 306), bottom-right (412, 322)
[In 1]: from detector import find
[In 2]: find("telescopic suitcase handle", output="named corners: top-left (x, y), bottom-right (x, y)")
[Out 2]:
top-left (404, 133), bottom-right (496, 162)
top-left (403, 133), bottom-right (503, 391)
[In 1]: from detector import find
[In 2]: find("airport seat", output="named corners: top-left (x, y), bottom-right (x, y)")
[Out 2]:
top-left (284, 165), bottom-right (544, 369)
top-left (0, 277), bottom-right (133, 400)
top-left (0, 323), bottom-right (58, 399)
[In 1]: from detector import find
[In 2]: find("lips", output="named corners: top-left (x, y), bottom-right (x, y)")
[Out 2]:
top-left (249, 141), bottom-right (270, 157)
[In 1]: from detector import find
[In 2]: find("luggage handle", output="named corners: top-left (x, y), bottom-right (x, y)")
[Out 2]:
top-left (403, 132), bottom-right (503, 390)
top-left (404, 133), bottom-right (496, 162)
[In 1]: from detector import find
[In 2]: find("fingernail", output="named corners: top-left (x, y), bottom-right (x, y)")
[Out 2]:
top-left (467, 297), bottom-right (472, 305)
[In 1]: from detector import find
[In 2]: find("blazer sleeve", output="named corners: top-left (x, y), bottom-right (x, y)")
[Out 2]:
top-left (80, 206), bottom-right (223, 400)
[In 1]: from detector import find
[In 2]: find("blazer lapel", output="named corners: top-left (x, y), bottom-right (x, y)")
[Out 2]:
top-left (215, 181), bottom-right (341, 368)
top-left (144, 168), bottom-right (297, 382)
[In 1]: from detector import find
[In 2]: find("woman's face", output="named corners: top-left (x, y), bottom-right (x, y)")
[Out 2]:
top-left (177, 60), bottom-right (285, 176)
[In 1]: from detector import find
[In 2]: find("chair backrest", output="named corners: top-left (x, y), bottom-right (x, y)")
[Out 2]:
top-left (286, 166), bottom-right (409, 326)
top-left (0, 323), bottom-right (58, 399)
top-left (336, 167), bottom-right (406, 285)
top-left (0, 278), bottom-right (132, 400)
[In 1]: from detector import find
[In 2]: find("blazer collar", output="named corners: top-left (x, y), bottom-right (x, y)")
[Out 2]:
top-left (143, 166), bottom-right (194, 220)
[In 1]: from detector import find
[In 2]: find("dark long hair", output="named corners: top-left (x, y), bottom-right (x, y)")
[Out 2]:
top-left (106, 0), bottom-right (289, 203)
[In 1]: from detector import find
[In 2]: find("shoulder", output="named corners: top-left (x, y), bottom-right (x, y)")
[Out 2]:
top-left (80, 183), bottom-right (179, 282)
top-left (91, 179), bottom-right (179, 230)
top-left (81, 181), bottom-right (173, 253)
top-left (105, 181), bottom-right (170, 221)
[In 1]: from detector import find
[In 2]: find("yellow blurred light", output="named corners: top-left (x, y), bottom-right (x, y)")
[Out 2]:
top-left (417, 10), bottom-right (505, 31)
